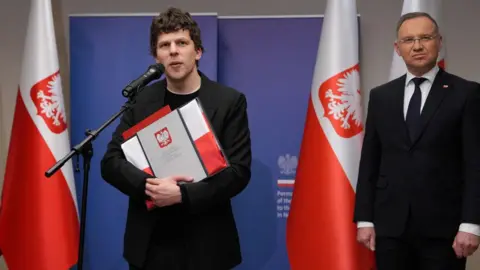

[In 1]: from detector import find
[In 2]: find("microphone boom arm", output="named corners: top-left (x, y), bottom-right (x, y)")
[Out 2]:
top-left (45, 80), bottom-right (145, 270)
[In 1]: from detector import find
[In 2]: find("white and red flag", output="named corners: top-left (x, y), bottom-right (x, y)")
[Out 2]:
top-left (0, 0), bottom-right (79, 269)
top-left (389, 0), bottom-right (445, 80)
top-left (286, 0), bottom-right (375, 269)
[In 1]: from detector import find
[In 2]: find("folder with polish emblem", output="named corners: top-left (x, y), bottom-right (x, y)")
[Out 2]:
top-left (120, 98), bottom-right (229, 210)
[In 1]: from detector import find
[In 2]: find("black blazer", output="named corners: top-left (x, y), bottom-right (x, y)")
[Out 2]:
top-left (100, 72), bottom-right (252, 269)
top-left (354, 69), bottom-right (480, 239)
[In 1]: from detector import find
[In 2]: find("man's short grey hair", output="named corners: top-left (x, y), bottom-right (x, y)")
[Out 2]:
top-left (396, 12), bottom-right (440, 36)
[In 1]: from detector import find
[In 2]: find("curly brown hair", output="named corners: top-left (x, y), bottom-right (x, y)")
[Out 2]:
top-left (149, 7), bottom-right (204, 63)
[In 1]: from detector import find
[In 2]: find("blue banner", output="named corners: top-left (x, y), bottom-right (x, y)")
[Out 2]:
top-left (69, 14), bottom-right (323, 270)
top-left (217, 16), bottom-right (322, 270)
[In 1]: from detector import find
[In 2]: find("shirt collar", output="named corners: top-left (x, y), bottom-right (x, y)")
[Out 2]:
top-left (405, 65), bottom-right (439, 86)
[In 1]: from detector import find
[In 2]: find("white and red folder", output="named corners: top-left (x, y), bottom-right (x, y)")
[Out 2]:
top-left (120, 98), bottom-right (229, 210)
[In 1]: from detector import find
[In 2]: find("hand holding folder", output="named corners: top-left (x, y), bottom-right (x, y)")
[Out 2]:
top-left (144, 176), bottom-right (193, 207)
top-left (120, 98), bottom-right (229, 210)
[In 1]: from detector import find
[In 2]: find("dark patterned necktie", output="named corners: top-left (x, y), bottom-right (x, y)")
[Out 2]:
top-left (406, 77), bottom-right (427, 141)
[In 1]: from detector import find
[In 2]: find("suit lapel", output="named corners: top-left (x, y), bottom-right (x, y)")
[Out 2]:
top-left (197, 74), bottom-right (218, 121)
top-left (410, 68), bottom-right (450, 146)
top-left (391, 75), bottom-right (411, 146)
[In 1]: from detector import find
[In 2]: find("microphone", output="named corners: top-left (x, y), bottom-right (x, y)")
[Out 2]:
top-left (122, 63), bottom-right (165, 98)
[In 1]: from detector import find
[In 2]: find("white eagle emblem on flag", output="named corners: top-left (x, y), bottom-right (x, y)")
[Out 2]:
top-left (318, 64), bottom-right (363, 138)
top-left (30, 71), bottom-right (67, 134)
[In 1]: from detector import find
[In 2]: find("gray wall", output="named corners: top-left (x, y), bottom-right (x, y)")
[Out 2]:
top-left (1, 0), bottom-right (480, 269)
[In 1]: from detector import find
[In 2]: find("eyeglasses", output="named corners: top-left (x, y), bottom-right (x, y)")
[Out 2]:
top-left (398, 34), bottom-right (438, 45)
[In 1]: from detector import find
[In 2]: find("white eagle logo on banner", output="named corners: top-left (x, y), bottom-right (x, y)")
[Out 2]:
top-left (278, 154), bottom-right (298, 175)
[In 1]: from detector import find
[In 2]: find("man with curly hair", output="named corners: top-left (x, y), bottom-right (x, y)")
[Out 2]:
top-left (101, 7), bottom-right (252, 270)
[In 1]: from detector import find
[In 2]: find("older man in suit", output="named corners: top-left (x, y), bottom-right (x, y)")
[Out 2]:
top-left (354, 12), bottom-right (480, 270)
top-left (100, 7), bottom-right (251, 270)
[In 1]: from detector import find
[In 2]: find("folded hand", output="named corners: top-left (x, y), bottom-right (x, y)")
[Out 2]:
top-left (453, 231), bottom-right (479, 258)
top-left (145, 175), bottom-right (193, 207)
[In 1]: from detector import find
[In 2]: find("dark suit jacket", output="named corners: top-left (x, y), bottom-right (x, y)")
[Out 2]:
top-left (100, 72), bottom-right (252, 269)
top-left (354, 68), bottom-right (480, 239)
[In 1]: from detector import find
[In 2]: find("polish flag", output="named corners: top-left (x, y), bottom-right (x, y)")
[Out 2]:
top-left (389, 0), bottom-right (445, 80)
top-left (286, 0), bottom-right (375, 269)
top-left (0, 0), bottom-right (80, 269)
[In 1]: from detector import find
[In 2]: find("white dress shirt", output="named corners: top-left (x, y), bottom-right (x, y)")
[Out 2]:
top-left (358, 65), bottom-right (480, 236)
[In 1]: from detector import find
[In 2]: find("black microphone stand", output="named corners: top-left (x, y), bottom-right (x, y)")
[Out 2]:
top-left (45, 86), bottom-right (141, 270)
